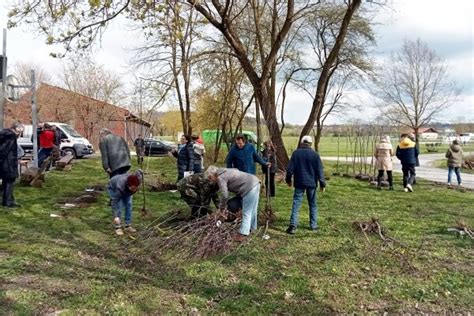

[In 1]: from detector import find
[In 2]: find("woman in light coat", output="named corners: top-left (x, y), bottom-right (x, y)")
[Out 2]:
top-left (374, 135), bottom-right (394, 190)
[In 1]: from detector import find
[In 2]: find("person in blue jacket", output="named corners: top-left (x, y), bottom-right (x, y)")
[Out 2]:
top-left (171, 134), bottom-right (194, 181)
top-left (285, 135), bottom-right (326, 235)
top-left (226, 134), bottom-right (269, 175)
top-left (396, 133), bottom-right (419, 192)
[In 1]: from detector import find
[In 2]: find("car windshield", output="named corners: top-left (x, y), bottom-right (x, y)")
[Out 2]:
top-left (58, 124), bottom-right (83, 138)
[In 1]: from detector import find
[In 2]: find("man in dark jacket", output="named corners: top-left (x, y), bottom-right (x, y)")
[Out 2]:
top-left (99, 128), bottom-right (131, 178)
top-left (285, 135), bottom-right (326, 234)
top-left (0, 123), bottom-right (24, 208)
top-left (133, 134), bottom-right (145, 165)
top-left (396, 133), bottom-right (419, 192)
top-left (226, 134), bottom-right (269, 175)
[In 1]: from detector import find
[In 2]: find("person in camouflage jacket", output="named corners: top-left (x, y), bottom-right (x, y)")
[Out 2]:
top-left (177, 173), bottom-right (219, 219)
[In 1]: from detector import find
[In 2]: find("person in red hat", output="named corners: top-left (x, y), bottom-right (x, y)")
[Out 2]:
top-left (107, 170), bottom-right (143, 235)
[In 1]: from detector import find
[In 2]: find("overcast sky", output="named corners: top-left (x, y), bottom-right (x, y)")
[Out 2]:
top-left (1, 0), bottom-right (473, 125)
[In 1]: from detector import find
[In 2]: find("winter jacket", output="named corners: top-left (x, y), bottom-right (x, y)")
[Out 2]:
top-left (261, 148), bottom-right (277, 173)
top-left (446, 144), bottom-right (463, 168)
top-left (99, 133), bottom-right (131, 173)
top-left (108, 170), bottom-right (143, 197)
top-left (0, 129), bottom-right (19, 179)
top-left (285, 145), bottom-right (326, 189)
top-left (173, 142), bottom-right (194, 178)
top-left (396, 138), bottom-right (418, 166)
top-left (226, 143), bottom-right (267, 175)
top-left (39, 130), bottom-right (55, 149)
top-left (193, 142), bottom-right (206, 163)
top-left (214, 168), bottom-right (260, 210)
top-left (375, 140), bottom-right (393, 171)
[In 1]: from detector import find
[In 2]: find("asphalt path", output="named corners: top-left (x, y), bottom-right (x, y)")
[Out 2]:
top-left (322, 153), bottom-right (474, 190)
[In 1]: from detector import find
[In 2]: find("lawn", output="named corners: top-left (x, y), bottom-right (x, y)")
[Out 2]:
top-left (281, 136), bottom-right (474, 156)
top-left (0, 156), bottom-right (473, 314)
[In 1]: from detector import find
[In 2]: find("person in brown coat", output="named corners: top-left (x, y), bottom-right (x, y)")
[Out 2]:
top-left (374, 135), bottom-right (394, 190)
top-left (446, 139), bottom-right (463, 186)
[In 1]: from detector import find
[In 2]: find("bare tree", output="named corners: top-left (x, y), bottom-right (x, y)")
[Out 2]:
top-left (374, 38), bottom-right (459, 145)
top-left (12, 62), bottom-right (52, 87)
top-left (61, 55), bottom-right (124, 104)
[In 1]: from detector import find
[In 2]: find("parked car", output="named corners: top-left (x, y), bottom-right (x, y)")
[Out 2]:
top-left (143, 139), bottom-right (174, 156)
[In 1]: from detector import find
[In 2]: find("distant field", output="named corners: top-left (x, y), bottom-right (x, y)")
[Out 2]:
top-left (157, 134), bottom-right (474, 158)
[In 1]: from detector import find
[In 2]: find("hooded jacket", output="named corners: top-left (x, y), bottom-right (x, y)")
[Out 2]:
top-left (0, 129), bottom-right (19, 179)
top-left (396, 137), bottom-right (418, 166)
top-left (445, 144), bottom-right (463, 167)
top-left (374, 137), bottom-right (393, 171)
top-left (108, 170), bottom-right (143, 197)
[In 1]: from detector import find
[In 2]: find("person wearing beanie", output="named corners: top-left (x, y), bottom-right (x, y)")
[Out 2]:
top-left (285, 135), bottom-right (326, 235)
top-left (107, 170), bottom-right (143, 235)
top-left (445, 139), bottom-right (464, 186)
top-left (396, 133), bottom-right (419, 192)
top-left (374, 135), bottom-right (394, 190)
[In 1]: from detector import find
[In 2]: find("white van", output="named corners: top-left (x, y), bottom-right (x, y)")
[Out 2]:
top-left (18, 122), bottom-right (94, 158)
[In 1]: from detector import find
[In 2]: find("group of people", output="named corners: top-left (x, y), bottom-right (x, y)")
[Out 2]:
top-left (374, 133), bottom-right (465, 192)
top-left (2, 124), bottom-right (467, 240)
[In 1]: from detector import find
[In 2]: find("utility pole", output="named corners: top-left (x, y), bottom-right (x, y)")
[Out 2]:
top-left (31, 70), bottom-right (38, 168)
top-left (0, 29), bottom-right (7, 131)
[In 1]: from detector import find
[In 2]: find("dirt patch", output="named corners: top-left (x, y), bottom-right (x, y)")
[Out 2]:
top-left (1, 274), bottom-right (89, 297)
top-left (55, 188), bottom-right (104, 209)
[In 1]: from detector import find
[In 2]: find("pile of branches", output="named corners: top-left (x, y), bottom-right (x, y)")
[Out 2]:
top-left (462, 155), bottom-right (474, 169)
top-left (138, 210), bottom-right (244, 259)
top-left (447, 220), bottom-right (474, 239)
top-left (352, 218), bottom-right (405, 246)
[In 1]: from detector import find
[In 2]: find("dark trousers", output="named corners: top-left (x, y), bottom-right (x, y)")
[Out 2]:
top-left (109, 166), bottom-right (130, 179)
top-left (377, 170), bottom-right (393, 187)
top-left (38, 147), bottom-right (53, 168)
top-left (264, 172), bottom-right (276, 198)
top-left (1, 178), bottom-right (16, 206)
top-left (402, 164), bottom-right (416, 188)
top-left (193, 163), bottom-right (202, 174)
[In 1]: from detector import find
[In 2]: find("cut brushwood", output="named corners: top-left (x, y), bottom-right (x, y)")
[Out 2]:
top-left (353, 218), bottom-right (406, 246)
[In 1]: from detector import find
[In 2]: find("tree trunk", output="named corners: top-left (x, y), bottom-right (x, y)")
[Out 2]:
top-left (300, 0), bottom-right (362, 146)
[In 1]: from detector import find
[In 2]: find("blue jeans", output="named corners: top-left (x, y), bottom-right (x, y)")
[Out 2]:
top-left (239, 183), bottom-right (260, 236)
top-left (38, 147), bottom-right (53, 168)
top-left (289, 187), bottom-right (318, 229)
top-left (448, 166), bottom-right (461, 184)
top-left (108, 187), bottom-right (133, 227)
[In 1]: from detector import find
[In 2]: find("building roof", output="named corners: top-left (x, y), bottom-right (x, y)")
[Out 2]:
top-left (5, 83), bottom-right (151, 127)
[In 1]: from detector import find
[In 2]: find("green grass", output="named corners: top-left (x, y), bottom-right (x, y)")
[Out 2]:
top-left (281, 136), bottom-right (474, 156)
top-left (1, 156), bottom-right (473, 314)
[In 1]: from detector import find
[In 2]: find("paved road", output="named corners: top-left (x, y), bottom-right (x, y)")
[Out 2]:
top-left (322, 153), bottom-right (474, 190)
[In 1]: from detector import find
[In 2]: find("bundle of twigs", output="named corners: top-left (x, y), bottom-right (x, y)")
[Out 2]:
top-left (447, 220), bottom-right (474, 239)
top-left (352, 218), bottom-right (405, 246)
top-left (138, 210), bottom-right (243, 259)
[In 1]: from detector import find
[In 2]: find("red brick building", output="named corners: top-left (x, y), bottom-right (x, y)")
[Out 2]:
top-left (5, 83), bottom-right (151, 147)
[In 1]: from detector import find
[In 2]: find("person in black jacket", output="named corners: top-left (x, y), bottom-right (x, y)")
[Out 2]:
top-left (171, 134), bottom-right (194, 181)
top-left (396, 133), bottom-right (419, 192)
top-left (0, 123), bottom-right (24, 208)
top-left (285, 135), bottom-right (326, 235)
